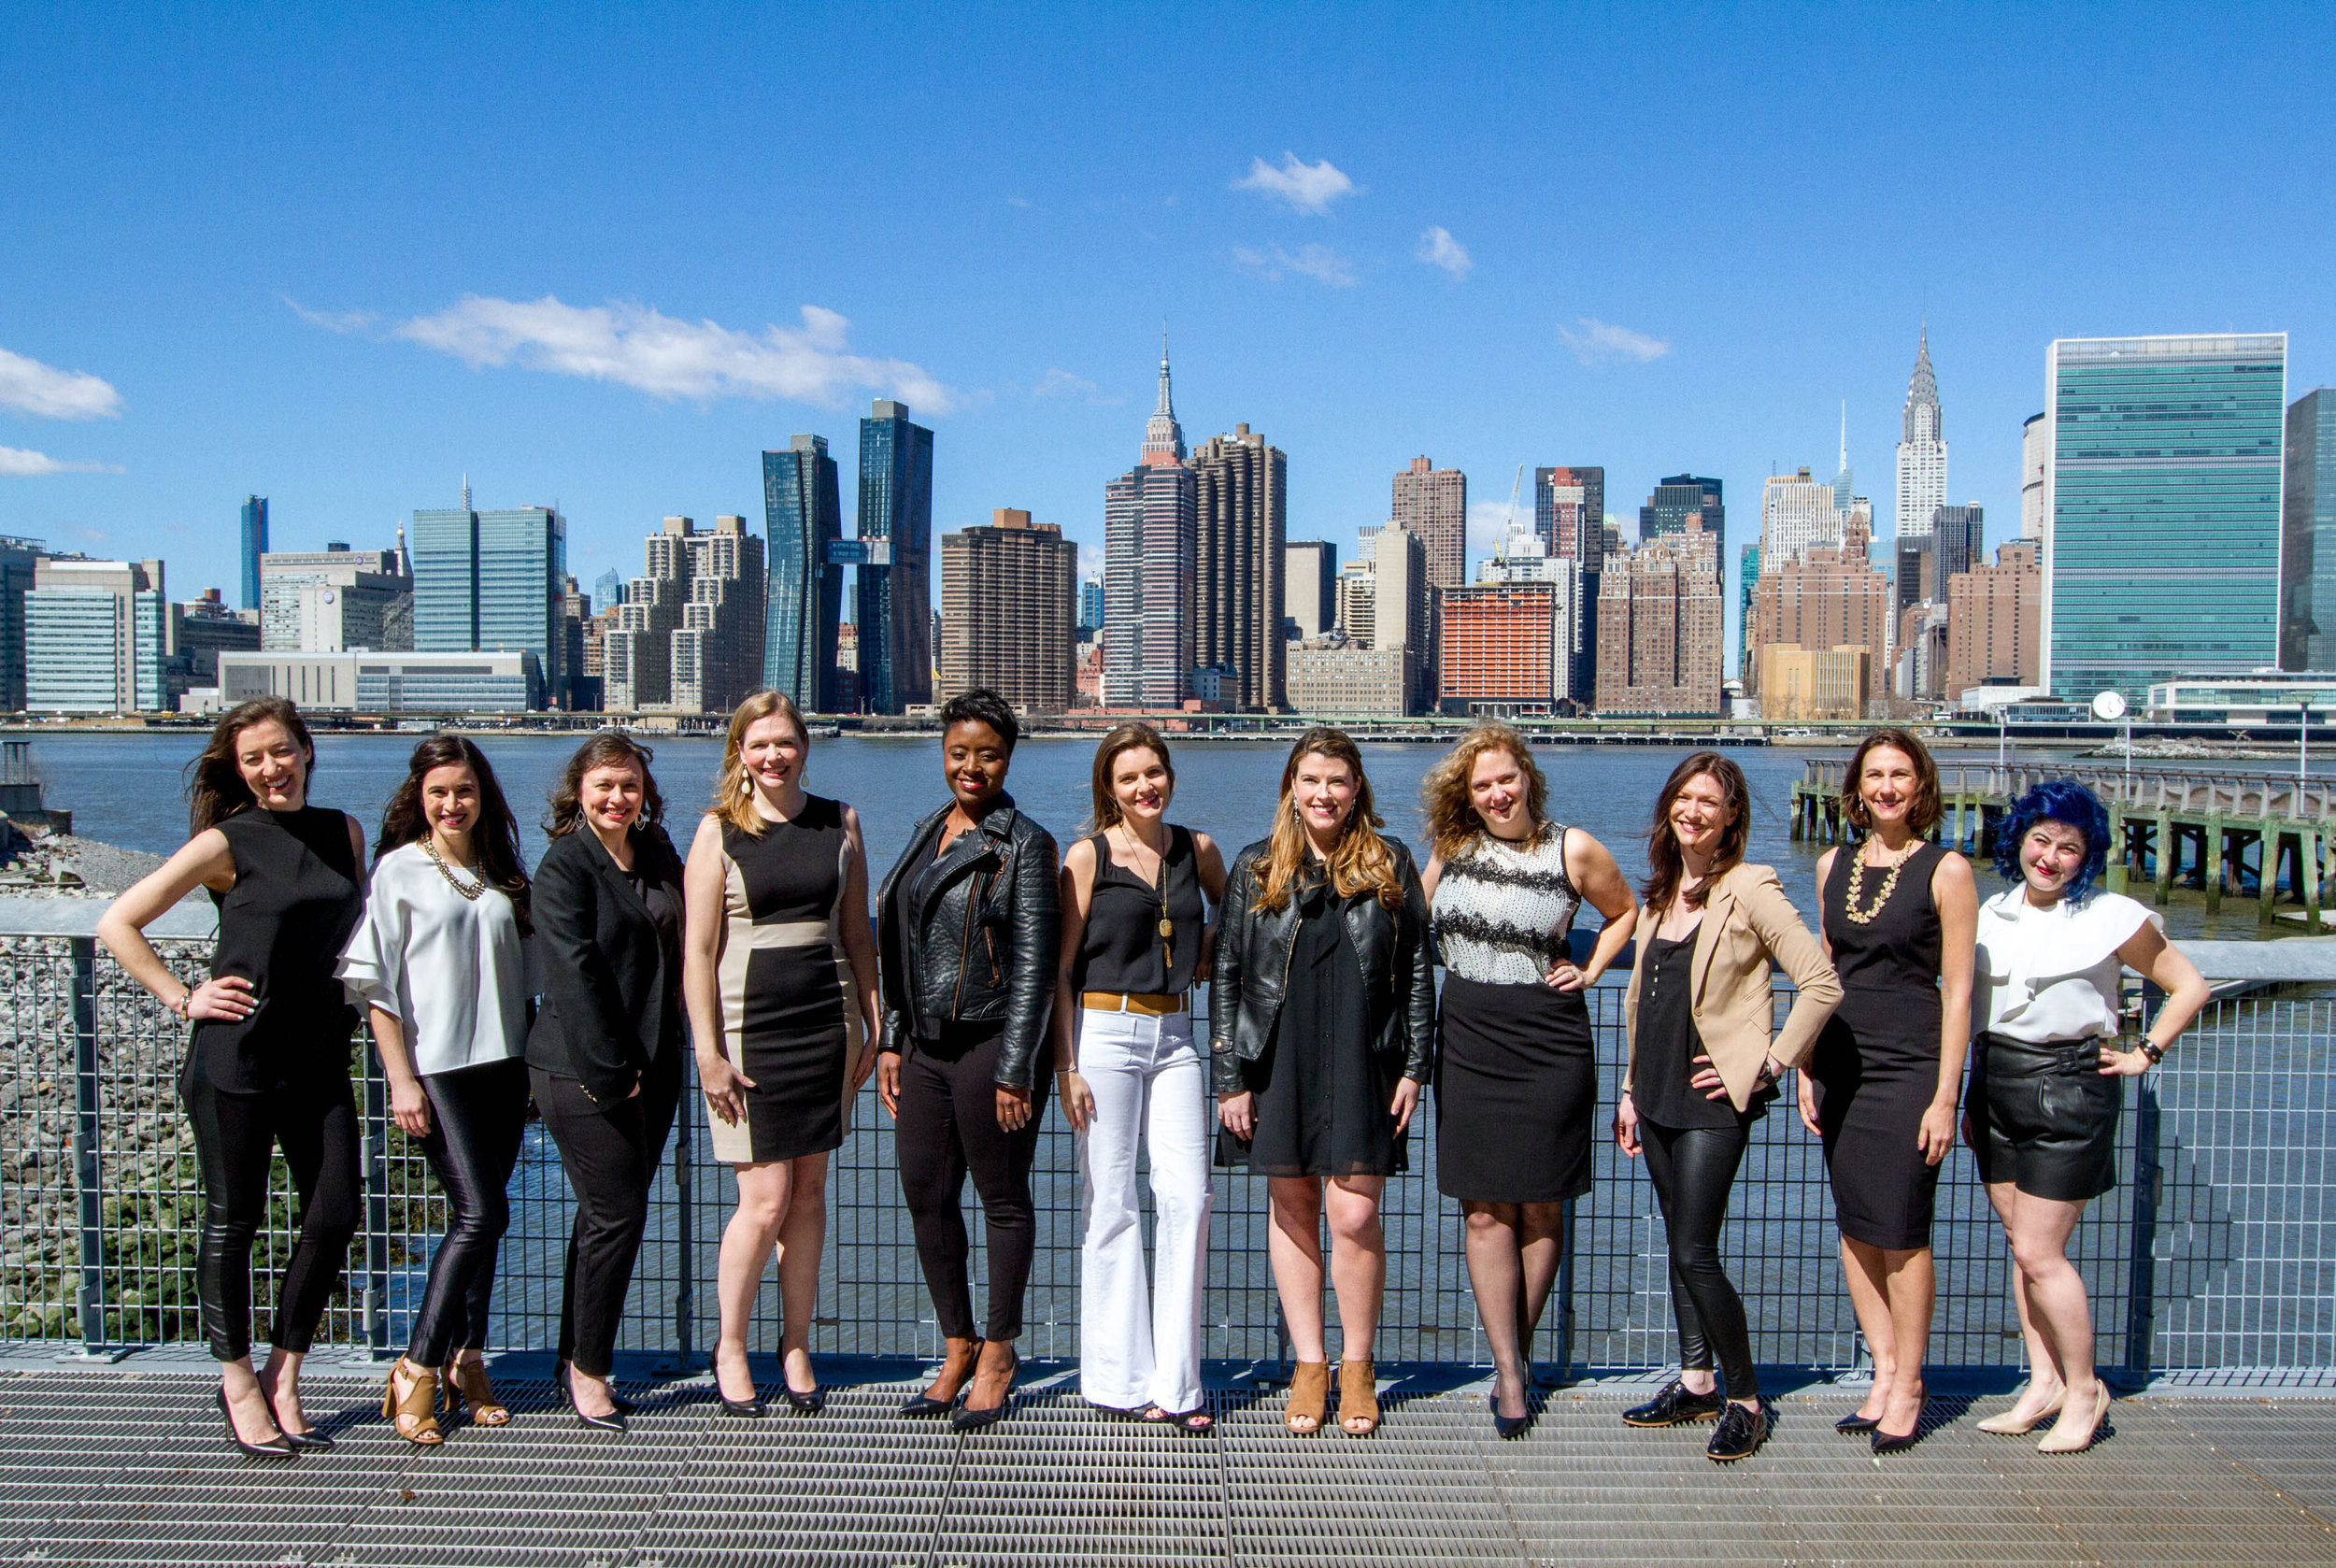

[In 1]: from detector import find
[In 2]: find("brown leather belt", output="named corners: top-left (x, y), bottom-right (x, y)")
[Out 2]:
top-left (1081, 991), bottom-right (1186, 1016)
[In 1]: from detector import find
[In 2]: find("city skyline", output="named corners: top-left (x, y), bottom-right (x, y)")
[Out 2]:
top-left (7, 7), bottom-right (2333, 676)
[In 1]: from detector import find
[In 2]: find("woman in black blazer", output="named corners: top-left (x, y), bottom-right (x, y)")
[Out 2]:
top-left (527, 731), bottom-right (688, 1433)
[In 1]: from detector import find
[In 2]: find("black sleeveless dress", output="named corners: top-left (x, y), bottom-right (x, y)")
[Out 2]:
top-left (1812, 841), bottom-right (1948, 1249)
top-left (707, 796), bottom-right (860, 1164)
top-left (188, 804), bottom-right (363, 1094)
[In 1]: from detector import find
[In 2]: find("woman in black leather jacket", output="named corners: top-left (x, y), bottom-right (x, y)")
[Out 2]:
top-left (1214, 727), bottom-right (1435, 1436)
top-left (876, 689), bottom-right (1061, 1430)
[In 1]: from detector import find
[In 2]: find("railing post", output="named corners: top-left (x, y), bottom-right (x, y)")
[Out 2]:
top-left (68, 937), bottom-right (104, 1357)
top-left (2122, 1073), bottom-right (2163, 1384)
top-left (1553, 1196), bottom-right (1576, 1386)
top-left (672, 1052), bottom-right (695, 1371)
top-left (362, 1028), bottom-right (390, 1355)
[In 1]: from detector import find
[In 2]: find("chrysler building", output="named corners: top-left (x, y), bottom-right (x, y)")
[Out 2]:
top-left (1895, 323), bottom-right (1947, 539)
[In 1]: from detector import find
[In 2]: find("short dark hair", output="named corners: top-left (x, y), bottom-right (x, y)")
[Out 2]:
top-left (1994, 778), bottom-right (2112, 904)
top-left (940, 689), bottom-right (1019, 753)
top-left (546, 730), bottom-right (664, 836)
top-left (1839, 727), bottom-right (1943, 835)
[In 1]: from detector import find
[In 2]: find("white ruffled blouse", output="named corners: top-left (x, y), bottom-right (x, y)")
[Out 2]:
top-left (335, 841), bottom-right (526, 1076)
top-left (1973, 886), bottom-right (2156, 1044)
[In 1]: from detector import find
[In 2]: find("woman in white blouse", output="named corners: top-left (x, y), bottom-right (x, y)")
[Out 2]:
top-left (1965, 780), bottom-right (2208, 1454)
top-left (338, 734), bottom-right (534, 1446)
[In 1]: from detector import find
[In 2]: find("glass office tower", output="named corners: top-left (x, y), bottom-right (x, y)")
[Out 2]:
top-left (409, 503), bottom-right (564, 708)
top-left (854, 400), bottom-right (934, 714)
top-left (2282, 389), bottom-right (2336, 672)
top-left (239, 497), bottom-right (267, 613)
top-left (2044, 334), bottom-right (2286, 701)
top-left (762, 435), bottom-right (844, 712)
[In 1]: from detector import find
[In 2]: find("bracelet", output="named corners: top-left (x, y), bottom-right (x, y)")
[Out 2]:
top-left (166, 990), bottom-right (191, 1019)
top-left (2138, 1039), bottom-right (2166, 1065)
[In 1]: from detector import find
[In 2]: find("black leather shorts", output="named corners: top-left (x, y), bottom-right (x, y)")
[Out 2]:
top-left (1967, 1032), bottom-right (2121, 1203)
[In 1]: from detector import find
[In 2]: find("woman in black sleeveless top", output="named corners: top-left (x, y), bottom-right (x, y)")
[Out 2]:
top-left (1051, 724), bottom-right (1225, 1432)
top-left (1802, 730), bottom-right (1976, 1454)
top-left (99, 697), bottom-right (367, 1459)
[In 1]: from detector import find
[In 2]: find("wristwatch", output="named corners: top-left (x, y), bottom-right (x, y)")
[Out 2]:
top-left (2137, 1039), bottom-right (2165, 1066)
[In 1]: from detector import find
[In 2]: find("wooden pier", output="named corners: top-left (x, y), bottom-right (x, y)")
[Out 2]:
top-left (1791, 761), bottom-right (2336, 930)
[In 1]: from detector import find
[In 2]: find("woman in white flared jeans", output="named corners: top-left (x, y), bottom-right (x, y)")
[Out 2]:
top-left (1052, 723), bottom-right (1226, 1433)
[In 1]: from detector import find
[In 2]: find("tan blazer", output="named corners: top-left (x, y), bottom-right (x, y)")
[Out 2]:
top-left (1622, 861), bottom-right (1843, 1113)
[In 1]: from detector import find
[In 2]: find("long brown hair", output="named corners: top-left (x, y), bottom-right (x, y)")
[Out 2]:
top-left (546, 731), bottom-right (665, 837)
top-left (1642, 751), bottom-right (1750, 914)
top-left (1087, 722), bottom-right (1175, 832)
top-left (1253, 727), bottom-right (1403, 913)
top-left (711, 691), bottom-right (810, 836)
top-left (1839, 727), bottom-right (1943, 835)
top-left (377, 733), bottom-right (533, 932)
top-left (187, 695), bottom-right (315, 834)
top-left (1420, 722), bottom-right (1552, 862)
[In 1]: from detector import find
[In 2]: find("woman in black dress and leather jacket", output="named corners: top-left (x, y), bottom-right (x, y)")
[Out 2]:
top-left (876, 690), bottom-right (1061, 1430)
top-left (1214, 728), bottom-right (1435, 1437)
top-left (527, 732), bottom-right (688, 1433)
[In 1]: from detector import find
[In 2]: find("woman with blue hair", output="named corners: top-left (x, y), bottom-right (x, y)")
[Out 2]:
top-left (1965, 778), bottom-right (2208, 1453)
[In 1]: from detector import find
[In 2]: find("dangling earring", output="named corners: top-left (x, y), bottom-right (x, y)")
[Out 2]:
top-left (740, 774), bottom-right (753, 795)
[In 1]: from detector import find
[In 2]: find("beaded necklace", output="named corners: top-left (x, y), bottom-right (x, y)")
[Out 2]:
top-left (420, 834), bottom-right (487, 902)
top-left (1841, 836), bottom-right (1923, 925)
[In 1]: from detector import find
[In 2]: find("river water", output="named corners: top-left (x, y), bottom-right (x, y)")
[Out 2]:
top-left (11, 729), bottom-right (2283, 938)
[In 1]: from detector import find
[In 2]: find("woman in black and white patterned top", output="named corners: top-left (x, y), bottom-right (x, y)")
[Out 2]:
top-left (1421, 724), bottom-right (1637, 1438)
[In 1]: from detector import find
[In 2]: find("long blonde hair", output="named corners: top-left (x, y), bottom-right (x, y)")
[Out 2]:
top-left (711, 691), bottom-right (810, 835)
top-left (1419, 722), bottom-right (1552, 862)
top-left (1253, 727), bottom-right (1403, 913)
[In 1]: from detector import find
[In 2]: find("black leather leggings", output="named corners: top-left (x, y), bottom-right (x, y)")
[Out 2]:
top-left (406, 1058), bottom-right (531, 1367)
top-left (183, 1064), bottom-right (361, 1362)
top-left (1639, 1118), bottom-right (1758, 1400)
top-left (895, 1025), bottom-right (1050, 1341)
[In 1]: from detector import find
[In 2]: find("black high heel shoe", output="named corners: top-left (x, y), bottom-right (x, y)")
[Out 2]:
top-left (780, 1379), bottom-right (826, 1415)
top-left (260, 1386), bottom-right (334, 1450)
top-left (900, 1339), bottom-right (982, 1417)
top-left (1488, 1390), bottom-right (1529, 1441)
top-left (556, 1362), bottom-right (628, 1433)
top-left (1835, 1411), bottom-right (1882, 1433)
top-left (217, 1387), bottom-right (295, 1460)
top-left (951, 1345), bottom-right (1018, 1432)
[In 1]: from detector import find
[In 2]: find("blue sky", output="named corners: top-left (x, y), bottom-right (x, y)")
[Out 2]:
top-left (4, 3), bottom-right (2331, 657)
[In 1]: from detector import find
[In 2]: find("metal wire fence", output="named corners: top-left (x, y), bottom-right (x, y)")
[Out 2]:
top-left (0, 927), bottom-right (2325, 1379)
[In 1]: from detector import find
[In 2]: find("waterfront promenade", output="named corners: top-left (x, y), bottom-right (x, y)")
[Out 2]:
top-left (5, 1357), bottom-right (2336, 1565)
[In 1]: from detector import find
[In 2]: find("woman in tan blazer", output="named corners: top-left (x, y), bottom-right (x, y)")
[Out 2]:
top-left (1613, 752), bottom-right (1841, 1462)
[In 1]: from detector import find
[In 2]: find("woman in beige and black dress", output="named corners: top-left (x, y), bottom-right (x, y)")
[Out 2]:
top-left (682, 691), bottom-right (880, 1418)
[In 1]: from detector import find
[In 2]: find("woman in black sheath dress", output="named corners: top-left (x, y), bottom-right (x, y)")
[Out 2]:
top-left (98, 696), bottom-right (367, 1459)
top-left (1800, 729), bottom-right (1975, 1455)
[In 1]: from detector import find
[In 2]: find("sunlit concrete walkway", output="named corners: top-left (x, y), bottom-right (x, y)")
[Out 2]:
top-left (0, 1360), bottom-right (2331, 1566)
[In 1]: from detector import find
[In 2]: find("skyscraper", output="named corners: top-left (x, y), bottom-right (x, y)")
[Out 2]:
top-left (1192, 423), bottom-right (1287, 711)
top-left (763, 434), bottom-right (844, 712)
top-left (1079, 575), bottom-right (1106, 634)
top-left (1638, 475), bottom-right (1725, 581)
top-left (409, 495), bottom-right (564, 708)
top-left (1832, 406), bottom-right (1856, 517)
top-left (593, 567), bottom-right (625, 611)
top-left (1750, 543), bottom-right (1890, 702)
top-left (1946, 540), bottom-right (2041, 701)
top-left (24, 558), bottom-right (166, 712)
top-left (2045, 333), bottom-right (2286, 700)
top-left (1371, 524), bottom-right (1432, 712)
top-left (1534, 467), bottom-right (1605, 559)
top-left (1896, 323), bottom-right (1948, 540)
top-left (855, 399), bottom-right (934, 715)
top-left (1393, 456), bottom-right (1467, 590)
top-left (2020, 412), bottom-right (2047, 541)
top-left (939, 508), bottom-right (1076, 712)
top-left (239, 497), bottom-right (267, 613)
top-left (1284, 541), bottom-right (1336, 642)
top-left (2282, 388), bottom-right (2336, 672)
top-left (1594, 522), bottom-right (1723, 716)
top-left (1759, 467), bottom-right (1839, 569)
top-left (1104, 345), bottom-right (1197, 708)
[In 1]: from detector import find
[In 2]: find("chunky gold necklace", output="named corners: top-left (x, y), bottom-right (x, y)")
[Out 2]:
top-left (1841, 838), bottom-right (1922, 925)
top-left (420, 834), bottom-right (486, 902)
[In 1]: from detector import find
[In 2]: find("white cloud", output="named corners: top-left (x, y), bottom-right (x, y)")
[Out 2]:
top-left (282, 295), bottom-right (377, 335)
top-left (391, 294), bottom-right (961, 413)
top-left (1468, 497), bottom-right (1527, 552)
top-left (0, 446), bottom-right (120, 477)
top-left (1233, 243), bottom-right (1359, 288)
top-left (1077, 542), bottom-right (1104, 581)
top-left (1558, 317), bottom-right (1670, 365)
top-left (1031, 368), bottom-right (1126, 406)
top-left (1005, 195), bottom-right (1033, 208)
top-left (1417, 226), bottom-right (1473, 278)
top-left (1232, 152), bottom-right (1357, 216)
top-left (0, 348), bottom-right (122, 421)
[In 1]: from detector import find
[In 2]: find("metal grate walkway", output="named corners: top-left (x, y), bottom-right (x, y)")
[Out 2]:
top-left (0, 1366), bottom-right (2331, 1565)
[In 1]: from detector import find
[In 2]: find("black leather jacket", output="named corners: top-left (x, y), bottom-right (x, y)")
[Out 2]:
top-left (1209, 837), bottom-right (1437, 1097)
top-left (876, 794), bottom-right (1061, 1090)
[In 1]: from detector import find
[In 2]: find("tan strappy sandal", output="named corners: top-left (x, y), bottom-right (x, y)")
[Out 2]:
top-left (443, 1357), bottom-right (510, 1427)
top-left (382, 1359), bottom-right (443, 1446)
top-left (1339, 1360), bottom-right (1380, 1435)
top-left (1284, 1361), bottom-right (1330, 1434)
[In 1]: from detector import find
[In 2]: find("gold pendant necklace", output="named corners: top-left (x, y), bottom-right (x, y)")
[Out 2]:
top-left (1842, 838), bottom-right (1920, 925)
top-left (1120, 824), bottom-right (1175, 968)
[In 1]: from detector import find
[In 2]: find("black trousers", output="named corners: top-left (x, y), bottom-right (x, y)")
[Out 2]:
top-left (895, 1026), bottom-right (1050, 1342)
top-left (1639, 1117), bottom-right (1759, 1400)
top-left (183, 1062), bottom-right (362, 1362)
top-left (532, 1051), bottom-right (683, 1378)
top-left (406, 1058), bottom-right (531, 1367)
